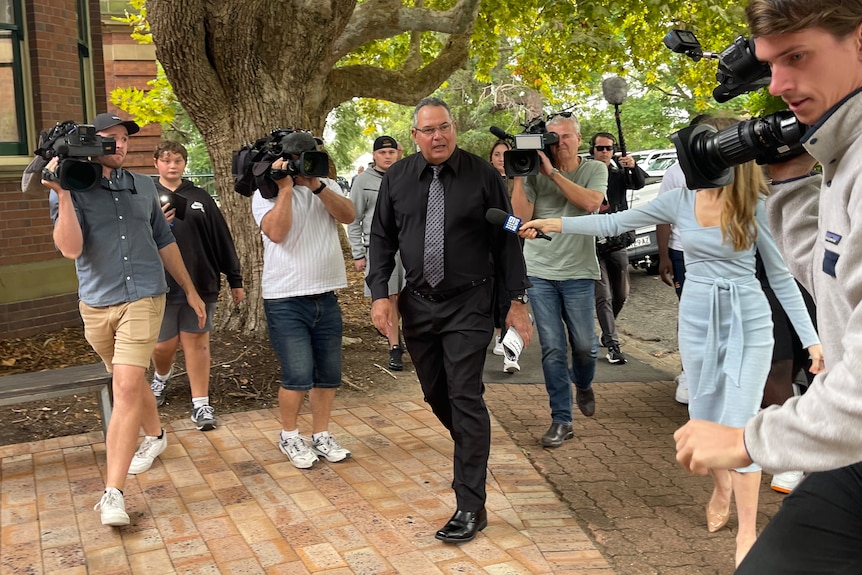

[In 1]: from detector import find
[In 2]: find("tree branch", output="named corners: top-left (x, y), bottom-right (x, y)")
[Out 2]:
top-left (324, 34), bottom-right (470, 110)
top-left (331, 0), bottom-right (480, 61)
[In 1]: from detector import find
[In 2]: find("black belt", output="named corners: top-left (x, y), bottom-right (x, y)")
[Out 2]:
top-left (407, 277), bottom-right (489, 303)
top-left (302, 291), bottom-right (332, 300)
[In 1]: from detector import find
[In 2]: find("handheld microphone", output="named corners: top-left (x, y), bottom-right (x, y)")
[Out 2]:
top-left (489, 126), bottom-right (514, 141)
top-left (485, 208), bottom-right (552, 241)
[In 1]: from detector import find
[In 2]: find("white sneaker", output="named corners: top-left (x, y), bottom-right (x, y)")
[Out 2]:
top-left (771, 470), bottom-right (804, 494)
top-left (503, 357), bottom-right (520, 373)
top-left (128, 431), bottom-right (167, 474)
top-left (94, 488), bottom-right (130, 526)
top-left (311, 434), bottom-right (352, 463)
top-left (151, 368), bottom-right (172, 407)
top-left (492, 336), bottom-right (504, 356)
top-left (279, 434), bottom-right (319, 469)
top-left (674, 372), bottom-right (689, 404)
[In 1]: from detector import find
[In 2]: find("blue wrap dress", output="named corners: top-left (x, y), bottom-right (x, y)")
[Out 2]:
top-left (558, 187), bottom-right (819, 470)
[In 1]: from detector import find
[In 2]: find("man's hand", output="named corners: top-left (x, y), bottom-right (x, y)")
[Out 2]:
top-left (371, 298), bottom-right (392, 339)
top-left (659, 256), bottom-right (674, 287)
top-left (40, 157), bottom-right (64, 193)
top-left (674, 420), bottom-right (751, 474)
top-left (231, 287), bottom-right (245, 305)
top-left (767, 152), bottom-right (818, 183)
top-left (537, 150), bottom-right (555, 177)
top-left (618, 154), bottom-right (636, 169)
top-left (505, 302), bottom-right (532, 348)
top-left (354, 257), bottom-right (367, 272)
top-left (186, 290), bottom-right (208, 329)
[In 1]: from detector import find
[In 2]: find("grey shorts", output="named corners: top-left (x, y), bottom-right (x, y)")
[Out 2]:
top-left (158, 301), bottom-right (217, 342)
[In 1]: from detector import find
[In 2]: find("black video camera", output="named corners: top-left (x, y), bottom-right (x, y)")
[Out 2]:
top-left (664, 29), bottom-right (807, 189)
top-left (232, 128), bottom-right (330, 199)
top-left (490, 117), bottom-right (560, 177)
top-left (36, 121), bottom-right (116, 192)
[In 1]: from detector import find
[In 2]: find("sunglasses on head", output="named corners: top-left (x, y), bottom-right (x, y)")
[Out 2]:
top-left (593, 145), bottom-right (614, 152)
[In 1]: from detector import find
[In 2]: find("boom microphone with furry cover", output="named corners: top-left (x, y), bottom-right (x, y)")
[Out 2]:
top-left (602, 76), bottom-right (630, 156)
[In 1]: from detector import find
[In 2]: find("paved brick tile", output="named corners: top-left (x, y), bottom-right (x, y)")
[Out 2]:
top-left (1, 386), bottom-right (614, 574)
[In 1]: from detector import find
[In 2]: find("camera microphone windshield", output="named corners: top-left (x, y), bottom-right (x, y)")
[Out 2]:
top-left (601, 77), bottom-right (628, 106)
top-left (485, 208), bottom-right (552, 241)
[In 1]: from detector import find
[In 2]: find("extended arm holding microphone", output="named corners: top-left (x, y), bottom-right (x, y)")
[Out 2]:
top-left (485, 208), bottom-right (552, 241)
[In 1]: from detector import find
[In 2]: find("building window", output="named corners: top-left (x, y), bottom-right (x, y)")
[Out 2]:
top-left (0, 0), bottom-right (26, 155)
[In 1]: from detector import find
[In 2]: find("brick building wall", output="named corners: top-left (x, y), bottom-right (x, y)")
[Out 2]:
top-left (0, 0), bottom-right (159, 339)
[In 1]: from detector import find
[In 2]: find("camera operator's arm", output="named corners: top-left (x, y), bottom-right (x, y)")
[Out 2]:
top-left (511, 177), bottom-right (533, 221)
top-left (295, 175), bottom-right (355, 224)
top-left (159, 243), bottom-right (207, 329)
top-left (43, 158), bottom-right (84, 259)
top-left (538, 151), bottom-right (605, 213)
top-left (259, 161), bottom-right (295, 244)
top-left (657, 224), bottom-right (673, 287)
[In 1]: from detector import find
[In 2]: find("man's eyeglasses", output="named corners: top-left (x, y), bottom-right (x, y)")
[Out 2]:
top-left (593, 145), bottom-right (614, 152)
top-left (414, 122), bottom-right (453, 136)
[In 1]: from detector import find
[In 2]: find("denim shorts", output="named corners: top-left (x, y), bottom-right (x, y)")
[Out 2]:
top-left (264, 292), bottom-right (343, 391)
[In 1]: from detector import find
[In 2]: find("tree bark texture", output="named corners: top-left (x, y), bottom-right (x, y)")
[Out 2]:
top-left (148, 0), bottom-right (480, 334)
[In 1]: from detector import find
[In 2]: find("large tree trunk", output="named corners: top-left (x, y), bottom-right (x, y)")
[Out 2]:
top-left (148, 0), bottom-right (479, 335)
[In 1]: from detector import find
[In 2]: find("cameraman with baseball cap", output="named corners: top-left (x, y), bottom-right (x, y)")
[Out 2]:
top-left (250, 131), bottom-right (356, 469)
top-left (44, 112), bottom-right (207, 527)
top-left (347, 135), bottom-right (407, 370)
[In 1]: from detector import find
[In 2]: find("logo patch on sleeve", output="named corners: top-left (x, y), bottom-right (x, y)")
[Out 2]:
top-left (825, 231), bottom-right (842, 245)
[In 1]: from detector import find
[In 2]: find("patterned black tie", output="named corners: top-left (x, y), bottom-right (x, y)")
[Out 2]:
top-left (423, 165), bottom-right (445, 288)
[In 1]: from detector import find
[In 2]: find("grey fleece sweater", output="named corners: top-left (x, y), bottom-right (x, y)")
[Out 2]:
top-left (746, 89), bottom-right (862, 473)
top-left (347, 168), bottom-right (384, 260)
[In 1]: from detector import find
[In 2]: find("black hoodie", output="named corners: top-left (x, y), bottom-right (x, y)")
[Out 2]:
top-left (155, 179), bottom-right (243, 303)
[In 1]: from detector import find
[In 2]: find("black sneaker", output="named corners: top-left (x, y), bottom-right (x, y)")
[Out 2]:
top-left (606, 345), bottom-right (627, 365)
top-left (388, 345), bottom-right (404, 371)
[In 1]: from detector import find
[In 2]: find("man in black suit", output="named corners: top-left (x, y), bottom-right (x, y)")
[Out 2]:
top-left (368, 97), bottom-right (532, 543)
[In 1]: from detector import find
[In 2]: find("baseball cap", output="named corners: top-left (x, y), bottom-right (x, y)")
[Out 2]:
top-left (92, 113), bottom-right (140, 135)
top-left (373, 136), bottom-right (398, 151)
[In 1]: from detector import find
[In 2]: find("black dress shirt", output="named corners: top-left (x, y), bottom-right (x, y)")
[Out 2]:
top-left (367, 147), bottom-right (529, 301)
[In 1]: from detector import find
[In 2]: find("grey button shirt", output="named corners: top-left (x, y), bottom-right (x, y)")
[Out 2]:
top-left (49, 169), bottom-right (174, 306)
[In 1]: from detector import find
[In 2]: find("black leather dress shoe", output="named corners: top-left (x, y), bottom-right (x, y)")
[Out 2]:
top-left (541, 422), bottom-right (574, 447)
top-left (576, 387), bottom-right (596, 417)
top-left (434, 508), bottom-right (488, 543)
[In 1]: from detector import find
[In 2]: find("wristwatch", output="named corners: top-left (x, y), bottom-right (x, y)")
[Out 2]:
top-left (549, 168), bottom-right (561, 177)
top-left (312, 182), bottom-right (327, 195)
top-left (512, 293), bottom-right (530, 305)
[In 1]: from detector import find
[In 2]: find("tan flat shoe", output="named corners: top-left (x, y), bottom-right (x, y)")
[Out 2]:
top-left (706, 502), bottom-right (730, 532)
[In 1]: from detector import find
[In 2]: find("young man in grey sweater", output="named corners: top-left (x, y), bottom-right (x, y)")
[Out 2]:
top-left (674, 1), bottom-right (862, 571)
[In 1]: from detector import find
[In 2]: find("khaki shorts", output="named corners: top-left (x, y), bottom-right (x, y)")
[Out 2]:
top-left (79, 295), bottom-right (166, 371)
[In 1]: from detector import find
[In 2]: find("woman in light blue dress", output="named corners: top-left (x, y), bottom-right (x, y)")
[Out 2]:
top-left (520, 159), bottom-right (823, 566)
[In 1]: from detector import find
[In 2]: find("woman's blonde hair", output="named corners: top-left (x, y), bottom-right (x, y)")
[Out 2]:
top-left (719, 160), bottom-right (769, 251)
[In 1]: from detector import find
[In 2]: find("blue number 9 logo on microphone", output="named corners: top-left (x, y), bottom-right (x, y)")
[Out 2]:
top-left (503, 214), bottom-right (522, 233)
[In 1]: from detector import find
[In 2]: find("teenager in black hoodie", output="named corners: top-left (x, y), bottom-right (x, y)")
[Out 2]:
top-left (150, 141), bottom-right (244, 429)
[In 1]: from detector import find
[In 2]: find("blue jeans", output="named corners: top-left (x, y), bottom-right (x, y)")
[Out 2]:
top-left (528, 277), bottom-right (598, 425)
top-left (264, 293), bottom-right (343, 391)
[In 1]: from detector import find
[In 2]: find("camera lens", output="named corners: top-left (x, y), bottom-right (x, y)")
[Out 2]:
top-left (58, 159), bottom-right (101, 192)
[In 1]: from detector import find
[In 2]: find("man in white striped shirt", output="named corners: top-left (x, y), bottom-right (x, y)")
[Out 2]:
top-left (251, 131), bottom-right (356, 469)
